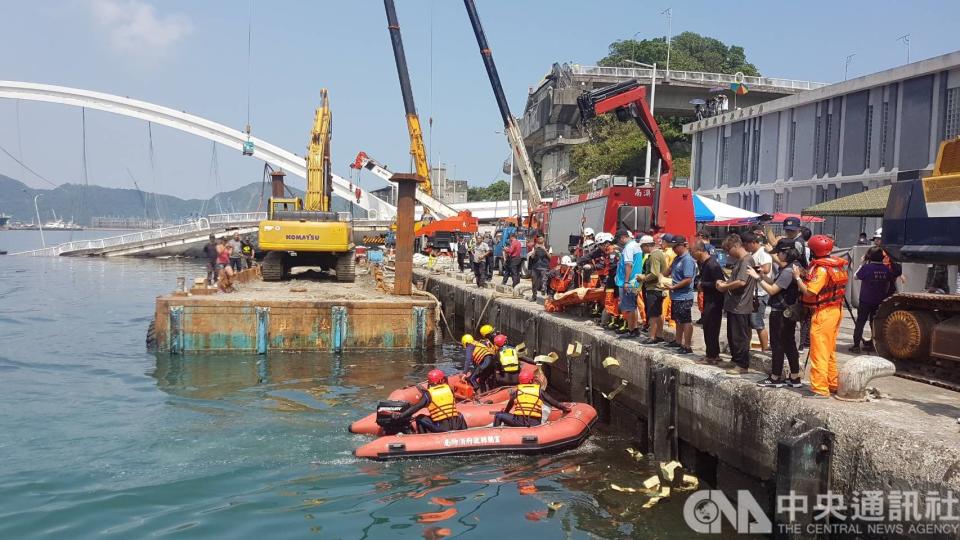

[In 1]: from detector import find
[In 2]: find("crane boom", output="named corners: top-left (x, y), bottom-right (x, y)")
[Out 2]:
top-left (383, 0), bottom-right (432, 196)
top-left (462, 0), bottom-right (541, 208)
top-left (351, 151), bottom-right (459, 219)
top-left (305, 88), bottom-right (332, 211)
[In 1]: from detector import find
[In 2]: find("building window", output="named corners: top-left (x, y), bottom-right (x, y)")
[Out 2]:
top-left (946, 87), bottom-right (960, 140)
top-left (813, 114), bottom-right (822, 177)
top-left (773, 192), bottom-right (784, 212)
top-left (865, 104), bottom-right (874, 170)
top-left (824, 113), bottom-right (833, 176)
top-left (751, 120), bottom-right (761, 183)
top-left (789, 121), bottom-right (797, 179)
top-left (880, 101), bottom-right (890, 169)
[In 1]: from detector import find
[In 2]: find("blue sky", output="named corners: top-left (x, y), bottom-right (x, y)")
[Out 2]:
top-left (1, 0), bottom-right (958, 200)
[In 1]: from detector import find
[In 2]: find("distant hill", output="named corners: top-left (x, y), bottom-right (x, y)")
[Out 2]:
top-left (0, 175), bottom-right (350, 225)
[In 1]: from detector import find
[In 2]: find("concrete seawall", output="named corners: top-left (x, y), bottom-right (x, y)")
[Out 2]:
top-left (418, 268), bottom-right (960, 532)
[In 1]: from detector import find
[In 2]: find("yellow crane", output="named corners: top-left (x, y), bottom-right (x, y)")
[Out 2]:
top-left (257, 89), bottom-right (355, 282)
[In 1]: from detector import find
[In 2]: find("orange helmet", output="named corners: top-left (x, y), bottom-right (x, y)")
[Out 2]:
top-left (427, 369), bottom-right (446, 385)
top-left (518, 370), bottom-right (535, 384)
top-left (808, 235), bottom-right (835, 258)
top-left (493, 334), bottom-right (508, 348)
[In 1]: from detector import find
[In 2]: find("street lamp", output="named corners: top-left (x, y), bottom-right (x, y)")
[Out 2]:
top-left (844, 53), bottom-right (856, 81)
top-left (34, 194), bottom-right (45, 248)
top-left (624, 59), bottom-right (658, 184)
top-left (661, 7), bottom-right (673, 77)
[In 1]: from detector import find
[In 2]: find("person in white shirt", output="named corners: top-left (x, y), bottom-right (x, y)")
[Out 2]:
top-left (744, 231), bottom-right (771, 351)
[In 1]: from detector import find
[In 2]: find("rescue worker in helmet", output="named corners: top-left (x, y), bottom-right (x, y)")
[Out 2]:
top-left (393, 369), bottom-right (468, 433)
top-left (467, 333), bottom-right (506, 391)
top-left (460, 334), bottom-right (476, 370)
top-left (794, 235), bottom-right (849, 398)
top-left (493, 370), bottom-right (570, 427)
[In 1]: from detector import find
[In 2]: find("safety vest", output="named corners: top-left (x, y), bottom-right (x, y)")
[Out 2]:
top-left (499, 347), bottom-right (520, 373)
top-left (426, 384), bottom-right (457, 422)
top-left (511, 384), bottom-right (543, 418)
top-left (471, 343), bottom-right (496, 365)
top-left (801, 257), bottom-right (849, 309)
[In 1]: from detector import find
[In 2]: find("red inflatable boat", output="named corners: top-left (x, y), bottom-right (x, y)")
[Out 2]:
top-left (353, 403), bottom-right (598, 460)
top-left (349, 399), bottom-right (566, 436)
top-left (386, 363), bottom-right (541, 404)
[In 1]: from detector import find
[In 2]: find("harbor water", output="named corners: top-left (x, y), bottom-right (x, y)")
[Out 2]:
top-left (0, 231), bottom-right (709, 539)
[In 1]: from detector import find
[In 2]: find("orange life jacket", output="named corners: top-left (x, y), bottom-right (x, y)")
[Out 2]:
top-left (471, 343), bottom-right (496, 365)
top-left (802, 257), bottom-right (849, 309)
top-left (426, 384), bottom-right (457, 422)
top-left (510, 384), bottom-right (544, 418)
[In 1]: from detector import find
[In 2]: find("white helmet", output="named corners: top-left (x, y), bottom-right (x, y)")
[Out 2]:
top-left (583, 239), bottom-right (595, 249)
top-left (873, 227), bottom-right (882, 239)
top-left (583, 227), bottom-right (595, 237)
top-left (561, 255), bottom-right (576, 266)
top-left (638, 235), bottom-right (655, 245)
top-left (595, 232), bottom-right (613, 243)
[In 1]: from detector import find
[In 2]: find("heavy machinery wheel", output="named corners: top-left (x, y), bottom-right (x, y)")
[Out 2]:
top-left (146, 319), bottom-right (157, 351)
top-left (879, 309), bottom-right (938, 360)
top-left (261, 252), bottom-right (286, 282)
top-left (336, 251), bottom-right (356, 283)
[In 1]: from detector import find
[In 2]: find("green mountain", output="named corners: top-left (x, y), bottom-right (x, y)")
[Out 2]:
top-left (0, 175), bottom-right (359, 226)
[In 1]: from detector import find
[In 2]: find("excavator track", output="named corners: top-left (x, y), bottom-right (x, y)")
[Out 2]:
top-left (873, 292), bottom-right (960, 392)
top-left (335, 251), bottom-right (356, 283)
top-left (261, 252), bottom-right (287, 282)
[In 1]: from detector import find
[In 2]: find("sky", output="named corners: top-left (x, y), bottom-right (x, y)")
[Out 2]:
top-left (1, 0), bottom-right (958, 201)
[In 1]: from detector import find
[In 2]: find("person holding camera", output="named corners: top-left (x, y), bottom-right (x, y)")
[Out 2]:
top-left (747, 239), bottom-right (802, 388)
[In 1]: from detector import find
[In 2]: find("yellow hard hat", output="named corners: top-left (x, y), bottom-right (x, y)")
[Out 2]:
top-left (479, 324), bottom-right (495, 337)
top-left (461, 334), bottom-right (475, 347)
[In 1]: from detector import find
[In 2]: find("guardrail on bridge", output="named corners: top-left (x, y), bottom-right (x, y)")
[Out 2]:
top-left (568, 65), bottom-right (829, 91)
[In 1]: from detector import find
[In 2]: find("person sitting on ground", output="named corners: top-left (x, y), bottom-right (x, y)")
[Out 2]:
top-left (493, 370), bottom-right (570, 427)
top-left (850, 246), bottom-right (902, 353)
top-left (394, 369), bottom-right (468, 433)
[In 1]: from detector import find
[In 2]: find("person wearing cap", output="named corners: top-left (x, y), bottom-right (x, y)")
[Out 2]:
top-left (782, 216), bottom-right (809, 267)
top-left (638, 234), bottom-right (667, 345)
top-left (663, 235), bottom-right (696, 354)
top-left (692, 239), bottom-right (725, 364)
top-left (850, 246), bottom-right (902, 353)
top-left (743, 232), bottom-right (771, 352)
top-left (614, 230), bottom-right (643, 336)
top-left (747, 239), bottom-right (802, 388)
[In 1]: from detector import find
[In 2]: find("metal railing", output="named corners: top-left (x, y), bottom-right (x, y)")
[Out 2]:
top-left (11, 212), bottom-right (267, 257)
top-left (568, 65), bottom-right (829, 91)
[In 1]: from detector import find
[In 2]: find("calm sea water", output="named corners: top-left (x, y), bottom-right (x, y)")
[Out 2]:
top-left (0, 230), bottom-right (703, 539)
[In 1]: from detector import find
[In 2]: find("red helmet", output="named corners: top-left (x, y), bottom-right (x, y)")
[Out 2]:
top-left (518, 370), bottom-right (535, 384)
top-left (808, 235), bottom-right (835, 258)
top-left (493, 334), bottom-right (508, 348)
top-left (427, 369), bottom-right (445, 385)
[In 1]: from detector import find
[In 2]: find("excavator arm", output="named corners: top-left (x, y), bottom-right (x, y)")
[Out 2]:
top-left (305, 88), bottom-right (332, 212)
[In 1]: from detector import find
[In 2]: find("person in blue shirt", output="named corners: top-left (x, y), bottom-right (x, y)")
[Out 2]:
top-left (614, 230), bottom-right (644, 336)
top-left (663, 235), bottom-right (697, 354)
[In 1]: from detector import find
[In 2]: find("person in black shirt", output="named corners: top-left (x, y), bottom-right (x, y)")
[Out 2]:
top-left (527, 236), bottom-right (550, 302)
top-left (202, 234), bottom-right (219, 285)
top-left (748, 240), bottom-right (802, 388)
top-left (691, 240), bottom-right (724, 364)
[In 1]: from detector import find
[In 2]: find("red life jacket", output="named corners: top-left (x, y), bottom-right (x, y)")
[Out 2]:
top-left (801, 257), bottom-right (849, 309)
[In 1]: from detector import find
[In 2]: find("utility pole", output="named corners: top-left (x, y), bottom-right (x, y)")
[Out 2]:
top-left (844, 53), bottom-right (856, 81)
top-left (661, 7), bottom-right (672, 77)
top-left (897, 34), bottom-right (911, 64)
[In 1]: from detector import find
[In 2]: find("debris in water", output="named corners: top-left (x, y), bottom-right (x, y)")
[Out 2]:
top-left (659, 460), bottom-right (682, 483)
top-left (642, 476), bottom-right (660, 490)
top-left (417, 508), bottom-right (457, 523)
top-left (642, 496), bottom-right (662, 509)
top-left (626, 448), bottom-right (644, 460)
top-left (547, 502), bottom-right (564, 511)
top-left (679, 474), bottom-right (700, 490)
top-left (610, 483), bottom-right (637, 493)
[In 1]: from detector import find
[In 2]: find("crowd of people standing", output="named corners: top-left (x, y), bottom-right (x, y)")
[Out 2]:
top-left (454, 216), bottom-right (906, 399)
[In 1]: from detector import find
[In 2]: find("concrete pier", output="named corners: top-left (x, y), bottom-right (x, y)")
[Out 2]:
top-left (418, 268), bottom-right (960, 527)
top-left (151, 270), bottom-right (436, 353)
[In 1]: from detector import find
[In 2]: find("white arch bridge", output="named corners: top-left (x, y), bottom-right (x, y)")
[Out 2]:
top-left (0, 80), bottom-right (399, 220)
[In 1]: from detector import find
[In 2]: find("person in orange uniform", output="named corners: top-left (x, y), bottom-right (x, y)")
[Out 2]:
top-left (794, 235), bottom-right (848, 398)
top-left (394, 369), bottom-right (468, 433)
top-left (493, 371), bottom-right (570, 427)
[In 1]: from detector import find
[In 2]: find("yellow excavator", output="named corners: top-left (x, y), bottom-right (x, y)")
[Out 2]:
top-left (258, 89), bottom-right (355, 282)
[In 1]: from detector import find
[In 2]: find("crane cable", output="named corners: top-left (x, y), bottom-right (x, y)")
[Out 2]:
top-left (147, 122), bottom-right (164, 221)
top-left (244, 0), bottom-right (253, 137)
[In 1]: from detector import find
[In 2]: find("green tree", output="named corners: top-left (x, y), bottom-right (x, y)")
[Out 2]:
top-left (598, 31), bottom-right (759, 76)
top-left (467, 179), bottom-right (510, 201)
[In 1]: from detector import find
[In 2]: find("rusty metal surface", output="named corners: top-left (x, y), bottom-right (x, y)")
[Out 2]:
top-left (390, 173), bottom-right (424, 296)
